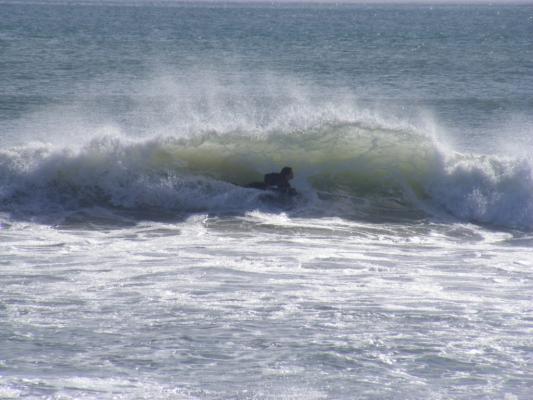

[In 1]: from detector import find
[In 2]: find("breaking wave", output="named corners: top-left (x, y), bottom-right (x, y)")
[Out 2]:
top-left (1, 119), bottom-right (533, 230)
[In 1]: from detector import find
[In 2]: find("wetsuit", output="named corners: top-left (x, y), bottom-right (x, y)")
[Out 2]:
top-left (246, 172), bottom-right (294, 194)
top-left (264, 173), bottom-right (292, 192)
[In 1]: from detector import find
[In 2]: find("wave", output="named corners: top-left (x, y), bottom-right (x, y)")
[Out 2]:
top-left (429, 152), bottom-right (533, 230)
top-left (1, 119), bottom-right (533, 230)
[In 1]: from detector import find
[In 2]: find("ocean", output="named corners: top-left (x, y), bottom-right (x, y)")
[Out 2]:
top-left (1, 1), bottom-right (532, 398)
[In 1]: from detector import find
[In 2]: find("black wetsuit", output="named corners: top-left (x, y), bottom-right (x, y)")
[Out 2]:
top-left (246, 173), bottom-right (294, 194)
top-left (264, 173), bottom-right (292, 191)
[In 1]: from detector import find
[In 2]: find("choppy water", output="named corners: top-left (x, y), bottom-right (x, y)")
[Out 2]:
top-left (1, 2), bottom-right (533, 399)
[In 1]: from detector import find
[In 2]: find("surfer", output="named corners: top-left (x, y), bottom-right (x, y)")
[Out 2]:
top-left (246, 166), bottom-right (297, 195)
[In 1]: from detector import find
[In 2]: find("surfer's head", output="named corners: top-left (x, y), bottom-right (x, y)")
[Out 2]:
top-left (280, 166), bottom-right (294, 180)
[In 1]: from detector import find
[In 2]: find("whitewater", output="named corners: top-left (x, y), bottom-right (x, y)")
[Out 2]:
top-left (1, 2), bottom-right (533, 399)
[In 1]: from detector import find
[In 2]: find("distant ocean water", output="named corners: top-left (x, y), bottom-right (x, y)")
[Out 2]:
top-left (1, 2), bottom-right (532, 399)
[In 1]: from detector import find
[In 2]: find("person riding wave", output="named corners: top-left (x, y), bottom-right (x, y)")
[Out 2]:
top-left (246, 166), bottom-right (297, 195)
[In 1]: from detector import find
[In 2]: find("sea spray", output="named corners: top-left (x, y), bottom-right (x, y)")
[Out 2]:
top-left (2, 68), bottom-right (533, 229)
top-left (429, 152), bottom-right (533, 230)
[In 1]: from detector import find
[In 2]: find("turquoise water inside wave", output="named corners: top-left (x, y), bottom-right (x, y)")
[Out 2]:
top-left (1, 2), bottom-right (533, 399)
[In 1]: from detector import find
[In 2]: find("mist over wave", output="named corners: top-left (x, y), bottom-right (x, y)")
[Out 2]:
top-left (1, 71), bottom-right (532, 230)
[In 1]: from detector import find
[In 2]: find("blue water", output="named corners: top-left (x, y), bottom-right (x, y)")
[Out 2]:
top-left (1, 2), bottom-right (533, 399)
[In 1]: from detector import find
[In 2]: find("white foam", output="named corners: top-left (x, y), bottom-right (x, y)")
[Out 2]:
top-left (429, 151), bottom-right (533, 230)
